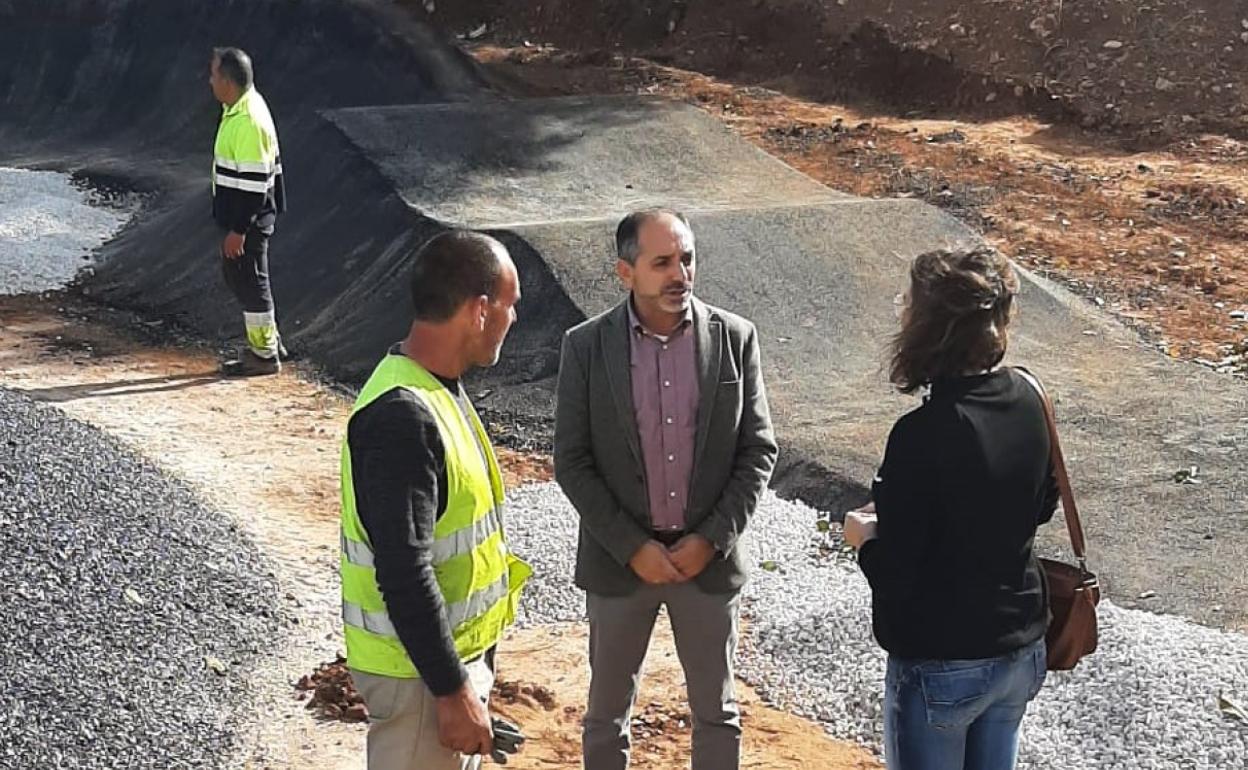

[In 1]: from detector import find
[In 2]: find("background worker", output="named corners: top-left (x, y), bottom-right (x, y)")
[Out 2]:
top-left (340, 230), bottom-right (531, 770)
top-left (208, 46), bottom-right (287, 376)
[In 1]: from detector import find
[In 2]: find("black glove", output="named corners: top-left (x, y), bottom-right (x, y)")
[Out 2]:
top-left (490, 716), bottom-right (525, 763)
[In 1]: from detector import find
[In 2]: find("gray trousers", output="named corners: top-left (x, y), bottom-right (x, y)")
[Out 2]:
top-left (583, 582), bottom-right (742, 770)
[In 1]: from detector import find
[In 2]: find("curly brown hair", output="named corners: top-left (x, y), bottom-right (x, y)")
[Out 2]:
top-left (889, 246), bottom-right (1020, 393)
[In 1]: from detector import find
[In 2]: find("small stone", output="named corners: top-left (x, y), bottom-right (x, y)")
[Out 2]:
top-left (1103, 40), bottom-right (1124, 49)
top-left (204, 656), bottom-right (229, 676)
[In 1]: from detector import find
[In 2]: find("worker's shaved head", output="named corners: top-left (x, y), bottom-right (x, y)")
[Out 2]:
top-left (212, 47), bottom-right (254, 90)
top-left (409, 230), bottom-right (513, 323)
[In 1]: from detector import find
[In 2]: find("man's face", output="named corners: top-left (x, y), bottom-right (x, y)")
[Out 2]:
top-left (209, 56), bottom-right (230, 104)
top-left (472, 251), bottom-right (521, 368)
top-left (618, 214), bottom-right (696, 317)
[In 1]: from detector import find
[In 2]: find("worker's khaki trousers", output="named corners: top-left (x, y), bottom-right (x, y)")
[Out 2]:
top-left (352, 657), bottom-right (494, 770)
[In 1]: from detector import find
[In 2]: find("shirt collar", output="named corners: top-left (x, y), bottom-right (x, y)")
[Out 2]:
top-left (222, 87), bottom-right (253, 118)
top-left (388, 342), bottom-right (461, 392)
top-left (628, 297), bottom-right (693, 342)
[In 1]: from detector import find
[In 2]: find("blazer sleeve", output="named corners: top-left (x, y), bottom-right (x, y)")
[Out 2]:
top-left (694, 322), bottom-right (779, 555)
top-left (553, 328), bottom-right (653, 566)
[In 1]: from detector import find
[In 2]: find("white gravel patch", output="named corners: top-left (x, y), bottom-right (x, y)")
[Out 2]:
top-left (505, 481), bottom-right (1248, 769)
top-left (0, 167), bottom-right (136, 295)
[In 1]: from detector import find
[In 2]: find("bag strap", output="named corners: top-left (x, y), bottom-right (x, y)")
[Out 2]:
top-left (1013, 367), bottom-right (1089, 568)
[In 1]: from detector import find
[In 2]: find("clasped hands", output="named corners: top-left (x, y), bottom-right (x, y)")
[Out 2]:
top-left (627, 534), bottom-right (716, 584)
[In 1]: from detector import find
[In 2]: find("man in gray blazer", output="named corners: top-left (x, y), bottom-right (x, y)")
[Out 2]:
top-left (554, 208), bottom-right (778, 770)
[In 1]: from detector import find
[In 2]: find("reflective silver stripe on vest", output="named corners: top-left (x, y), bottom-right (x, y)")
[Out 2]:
top-left (214, 174), bottom-right (272, 194)
top-left (342, 599), bottom-right (397, 637)
top-left (445, 570), bottom-right (511, 631)
top-left (215, 156), bottom-right (276, 175)
top-left (430, 508), bottom-right (502, 564)
top-left (341, 533), bottom-right (375, 568)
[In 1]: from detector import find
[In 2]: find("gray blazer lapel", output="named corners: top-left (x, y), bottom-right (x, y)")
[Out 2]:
top-left (601, 302), bottom-right (644, 467)
top-left (692, 298), bottom-right (722, 476)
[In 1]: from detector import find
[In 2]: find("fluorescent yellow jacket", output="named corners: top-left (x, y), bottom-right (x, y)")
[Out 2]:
top-left (211, 87), bottom-right (286, 233)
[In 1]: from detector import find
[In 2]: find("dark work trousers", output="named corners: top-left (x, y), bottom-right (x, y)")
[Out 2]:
top-left (220, 228), bottom-right (279, 358)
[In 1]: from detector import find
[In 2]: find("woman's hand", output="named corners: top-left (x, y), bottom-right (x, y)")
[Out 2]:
top-left (843, 508), bottom-right (879, 550)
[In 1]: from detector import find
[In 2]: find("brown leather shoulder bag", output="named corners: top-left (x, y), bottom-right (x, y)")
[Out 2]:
top-left (1015, 367), bottom-right (1101, 671)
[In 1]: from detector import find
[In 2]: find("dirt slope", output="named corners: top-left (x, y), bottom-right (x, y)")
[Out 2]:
top-left (470, 43), bottom-right (1248, 378)
top-left (424, 0), bottom-right (1248, 135)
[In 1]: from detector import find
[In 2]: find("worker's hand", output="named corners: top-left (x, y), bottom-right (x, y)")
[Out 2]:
top-left (221, 231), bottom-right (246, 259)
top-left (434, 682), bottom-right (493, 756)
top-left (628, 540), bottom-right (686, 584)
top-left (667, 534), bottom-right (717, 579)
top-left (843, 509), bottom-right (878, 550)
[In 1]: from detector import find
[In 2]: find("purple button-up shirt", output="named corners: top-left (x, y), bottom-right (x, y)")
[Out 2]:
top-left (628, 300), bottom-right (700, 532)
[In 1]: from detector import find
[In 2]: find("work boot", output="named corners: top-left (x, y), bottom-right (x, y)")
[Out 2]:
top-left (222, 349), bottom-right (281, 377)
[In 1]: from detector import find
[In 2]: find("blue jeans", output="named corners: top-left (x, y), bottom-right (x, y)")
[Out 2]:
top-left (884, 639), bottom-right (1046, 770)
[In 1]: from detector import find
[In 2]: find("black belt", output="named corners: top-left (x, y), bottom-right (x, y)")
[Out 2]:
top-left (652, 529), bottom-right (686, 546)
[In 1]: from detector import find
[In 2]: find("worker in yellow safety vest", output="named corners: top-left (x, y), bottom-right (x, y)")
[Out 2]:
top-left (209, 46), bottom-right (287, 376)
top-left (341, 230), bottom-right (531, 770)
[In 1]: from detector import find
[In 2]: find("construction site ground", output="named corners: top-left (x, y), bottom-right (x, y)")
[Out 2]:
top-left (0, 295), bottom-right (879, 769)
top-left (6, 5), bottom-right (1248, 765)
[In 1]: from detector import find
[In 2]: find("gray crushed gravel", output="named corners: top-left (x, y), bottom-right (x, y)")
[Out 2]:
top-left (0, 387), bottom-right (280, 769)
top-left (0, 167), bottom-right (136, 295)
top-left (505, 481), bottom-right (1248, 769)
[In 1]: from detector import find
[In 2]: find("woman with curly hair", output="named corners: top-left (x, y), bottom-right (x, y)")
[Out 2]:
top-left (844, 246), bottom-right (1058, 770)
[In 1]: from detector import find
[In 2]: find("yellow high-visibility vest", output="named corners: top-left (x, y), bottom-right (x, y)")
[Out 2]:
top-left (340, 353), bottom-right (530, 678)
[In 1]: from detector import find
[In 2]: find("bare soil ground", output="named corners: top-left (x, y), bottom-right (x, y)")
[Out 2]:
top-left (470, 43), bottom-right (1248, 376)
top-left (430, 0), bottom-right (1248, 134)
top-left (0, 295), bottom-right (879, 769)
top-left (493, 623), bottom-right (879, 769)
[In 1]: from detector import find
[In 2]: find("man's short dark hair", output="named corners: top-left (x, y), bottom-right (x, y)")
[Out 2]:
top-left (409, 230), bottom-right (508, 323)
top-left (615, 208), bottom-right (692, 265)
top-left (213, 47), bottom-right (254, 90)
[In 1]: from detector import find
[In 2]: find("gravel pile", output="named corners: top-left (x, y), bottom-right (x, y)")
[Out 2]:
top-left (505, 482), bottom-right (1248, 768)
top-left (0, 167), bottom-right (136, 295)
top-left (0, 388), bottom-right (279, 769)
